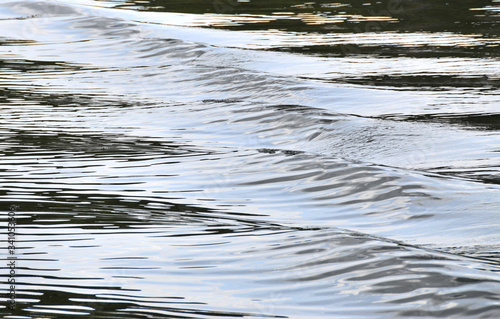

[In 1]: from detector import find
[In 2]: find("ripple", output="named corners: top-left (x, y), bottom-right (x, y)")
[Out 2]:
top-left (1, 0), bottom-right (500, 318)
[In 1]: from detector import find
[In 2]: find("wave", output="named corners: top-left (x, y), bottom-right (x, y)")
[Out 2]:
top-left (1, 1), bottom-right (500, 318)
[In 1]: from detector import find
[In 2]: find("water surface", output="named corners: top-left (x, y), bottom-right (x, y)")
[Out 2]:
top-left (1, 0), bottom-right (500, 318)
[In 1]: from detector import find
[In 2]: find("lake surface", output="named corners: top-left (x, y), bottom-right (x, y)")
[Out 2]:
top-left (1, 0), bottom-right (500, 318)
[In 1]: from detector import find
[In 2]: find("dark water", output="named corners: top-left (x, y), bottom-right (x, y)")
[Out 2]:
top-left (1, 0), bottom-right (500, 318)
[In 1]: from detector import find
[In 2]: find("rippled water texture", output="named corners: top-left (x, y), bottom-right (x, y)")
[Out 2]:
top-left (1, 0), bottom-right (500, 318)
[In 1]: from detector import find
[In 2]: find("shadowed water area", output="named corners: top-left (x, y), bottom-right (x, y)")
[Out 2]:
top-left (0, 0), bottom-right (500, 318)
